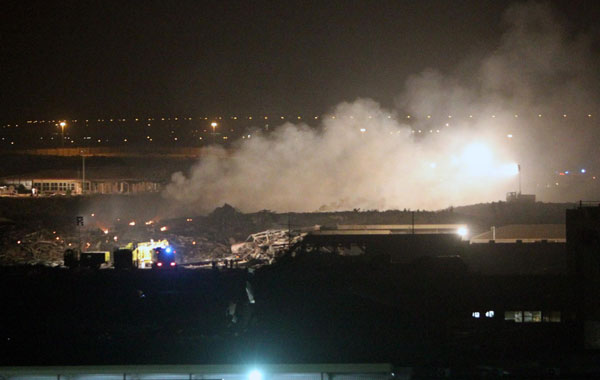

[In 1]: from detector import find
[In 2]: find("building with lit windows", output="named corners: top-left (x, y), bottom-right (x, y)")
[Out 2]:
top-left (1, 170), bottom-right (162, 195)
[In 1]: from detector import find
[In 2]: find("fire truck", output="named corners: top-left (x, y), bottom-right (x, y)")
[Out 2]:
top-left (151, 246), bottom-right (177, 269)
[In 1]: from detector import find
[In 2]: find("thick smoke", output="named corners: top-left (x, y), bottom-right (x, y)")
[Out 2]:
top-left (165, 2), bottom-right (599, 213)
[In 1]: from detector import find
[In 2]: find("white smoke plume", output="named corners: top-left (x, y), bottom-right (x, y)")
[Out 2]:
top-left (165, 2), bottom-right (599, 213)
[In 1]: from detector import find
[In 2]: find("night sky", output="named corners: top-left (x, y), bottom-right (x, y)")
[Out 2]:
top-left (2, 0), bottom-right (599, 120)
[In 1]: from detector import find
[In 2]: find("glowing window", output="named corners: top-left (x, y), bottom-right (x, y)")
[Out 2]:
top-left (505, 311), bottom-right (522, 322)
top-left (523, 311), bottom-right (542, 323)
top-left (543, 311), bottom-right (561, 323)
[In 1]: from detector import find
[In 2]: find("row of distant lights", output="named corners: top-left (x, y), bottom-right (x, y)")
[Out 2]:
top-left (9, 112), bottom-right (595, 127)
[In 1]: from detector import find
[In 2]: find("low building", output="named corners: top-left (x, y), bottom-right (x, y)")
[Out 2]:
top-left (1, 168), bottom-right (163, 195)
top-left (470, 224), bottom-right (565, 243)
top-left (301, 224), bottom-right (467, 262)
top-left (0, 363), bottom-right (395, 380)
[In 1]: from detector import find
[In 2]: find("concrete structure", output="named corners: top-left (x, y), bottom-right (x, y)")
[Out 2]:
top-left (302, 225), bottom-right (466, 262)
top-left (462, 241), bottom-right (566, 275)
top-left (566, 203), bottom-right (600, 349)
top-left (506, 191), bottom-right (536, 203)
top-left (0, 363), bottom-right (395, 379)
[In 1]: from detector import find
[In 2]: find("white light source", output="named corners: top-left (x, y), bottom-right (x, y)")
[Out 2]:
top-left (248, 369), bottom-right (263, 380)
top-left (457, 226), bottom-right (468, 237)
top-left (581, 168), bottom-right (586, 173)
top-left (459, 142), bottom-right (493, 176)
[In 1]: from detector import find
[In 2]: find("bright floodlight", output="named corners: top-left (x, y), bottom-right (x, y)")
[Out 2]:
top-left (59, 121), bottom-right (66, 127)
top-left (457, 226), bottom-right (468, 237)
top-left (248, 369), bottom-right (263, 380)
top-left (460, 142), bottom-right (493, 176)
top-left (581, 168), bottom-right (586, 173)
top-left (211, 122), bottom-right (218, 127)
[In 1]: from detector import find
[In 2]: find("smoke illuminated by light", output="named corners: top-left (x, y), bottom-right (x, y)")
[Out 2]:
top-left (166, 100), bottom-right (520, 212)
top-left (165, 2), bottom-right (599, 212)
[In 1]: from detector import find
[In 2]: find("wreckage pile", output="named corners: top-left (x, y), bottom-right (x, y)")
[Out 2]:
top-left (2, 199), bottom-right (534, 267)
top-left (0, 229), bottom-right (67, 266)
top-left (231, 229), bottom-right (305, 264)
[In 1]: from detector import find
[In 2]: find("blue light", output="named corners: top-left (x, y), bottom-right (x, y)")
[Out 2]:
top-left (165, 247), bottom-right (172, 254)
top-left (248, 370), bottom-right (263, 380)
top-left (565, 170), bottom-right (569, 174)
top-left (581, 168), bottom-right (586, 173)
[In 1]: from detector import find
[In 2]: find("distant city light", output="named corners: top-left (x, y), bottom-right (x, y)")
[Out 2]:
top-left (160, 226), bottom-right (167, 232)
top-left (129, 221), bottom-right (135, 226)
top-left (581, 169), bottom-right (586, 173)
top-left (359, 128), bottom-right (366, 133)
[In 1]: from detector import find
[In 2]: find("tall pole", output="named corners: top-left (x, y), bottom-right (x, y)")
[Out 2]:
top-left (59, 121), bottom-right (66, 148)
top-left (518, 164), bottom-right (522, 195)
top-left (82, 155), bottom-right (86, 195)
top-left (211, 122), bottom-right (218, 144)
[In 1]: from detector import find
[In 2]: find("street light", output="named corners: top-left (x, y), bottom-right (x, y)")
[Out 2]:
top-left (211, 122), bottom-right (218, 144)
top-left (59, 121), bottom-right (67, 148)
